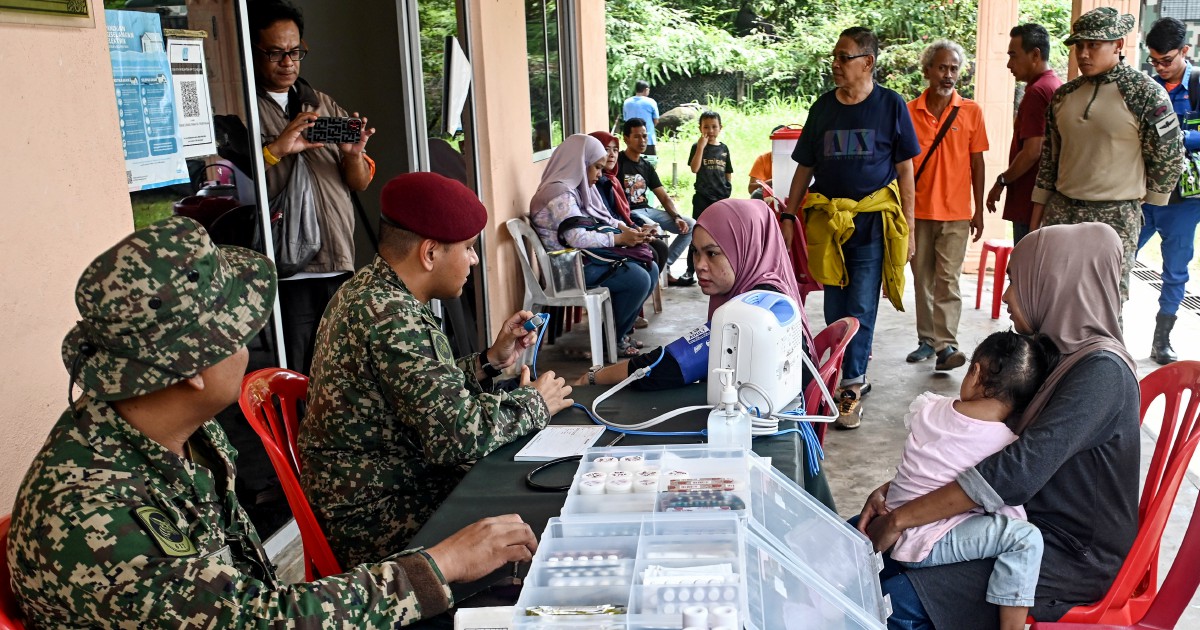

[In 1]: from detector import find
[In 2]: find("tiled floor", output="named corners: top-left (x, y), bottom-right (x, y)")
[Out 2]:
top-left (276, 257), bottom-right (1200, 624)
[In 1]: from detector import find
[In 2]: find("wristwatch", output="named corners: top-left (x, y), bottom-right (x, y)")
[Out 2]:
top-left (587, 366), bottom-right (601, 385)
top-left (996, 173), bottom-right (1009, 187)
top-left (478, 352), bottom-right (503, 378)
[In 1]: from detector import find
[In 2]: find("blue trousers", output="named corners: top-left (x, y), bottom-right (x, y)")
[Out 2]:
top-left (1011, 221), bottom-right (1031, 246)
top-left (846, 515), bottom-right (935, 629)
top-left (899, 514), bottom-right (1043, 608)
top-left (824, 240), bottom-right (884, 383)
top-left (631, 207), bottom-right (695, 267)
top-left (584, 259), bottom-right (657, 338)
top-left (1139, 200), bottom-right (1200, 316)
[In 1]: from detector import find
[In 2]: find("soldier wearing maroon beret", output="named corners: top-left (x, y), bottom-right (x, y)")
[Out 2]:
top-left (300, 172), bottom-right (574, 567)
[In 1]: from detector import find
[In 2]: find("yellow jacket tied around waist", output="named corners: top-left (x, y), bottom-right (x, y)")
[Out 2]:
top-left (803, 180), bottom-right (908, 312)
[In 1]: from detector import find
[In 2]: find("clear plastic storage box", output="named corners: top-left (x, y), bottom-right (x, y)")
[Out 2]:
top-left (512, 445), bottom-right (889, 628)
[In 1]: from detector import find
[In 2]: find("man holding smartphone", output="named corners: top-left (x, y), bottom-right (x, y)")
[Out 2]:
top-left (250, 0), bottom-right (377, 376)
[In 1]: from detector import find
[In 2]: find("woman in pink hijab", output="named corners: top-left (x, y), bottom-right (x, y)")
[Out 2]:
top-left (576, 199), bottom-right (831, 507)
top-left (580, 198), bottom-right (812, 384)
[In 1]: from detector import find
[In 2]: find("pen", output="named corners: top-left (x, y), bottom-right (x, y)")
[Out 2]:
top-left (607, 433), bottom-right (626, 447)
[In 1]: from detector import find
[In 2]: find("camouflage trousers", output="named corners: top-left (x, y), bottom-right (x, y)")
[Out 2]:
top-left (1043, 193), bottom-right (1142, 301)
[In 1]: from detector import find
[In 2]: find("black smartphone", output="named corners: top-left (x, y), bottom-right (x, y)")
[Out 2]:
top-left (306, 117), bottom-right (363, 144)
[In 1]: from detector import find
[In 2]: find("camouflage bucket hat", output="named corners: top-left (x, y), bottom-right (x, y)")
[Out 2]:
top-left (1064, 6), bottom-right (1135, 44)
top-left (62, 216), bottom-right (278, 401)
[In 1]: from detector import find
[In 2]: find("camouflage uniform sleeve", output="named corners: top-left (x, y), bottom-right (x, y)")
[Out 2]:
top-left (1137, 79), bottom-right (1186, 206)
top-left (1032, 91), bottom-right (1062, 204)
top-left (16, 503), bottom-right (450, 628)
top-left (372, 313), bottom-right (551, 466)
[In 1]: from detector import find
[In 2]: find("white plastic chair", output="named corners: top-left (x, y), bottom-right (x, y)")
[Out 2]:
top-left (506, 218), bottom-right (618, 365)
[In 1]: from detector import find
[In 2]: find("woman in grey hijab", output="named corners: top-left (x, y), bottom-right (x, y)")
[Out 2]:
top-left (858, 222), bottom-right (1140, 630)
top-left (529, 134), bottom-right (659, 357)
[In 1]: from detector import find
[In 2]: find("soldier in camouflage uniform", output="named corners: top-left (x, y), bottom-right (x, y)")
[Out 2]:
top-left (1031, 6), bottom-right (1186, 301)
top-left (7, 216), bottom-right (539, 627)
top-left (300, 172), bottom-right (574, 568)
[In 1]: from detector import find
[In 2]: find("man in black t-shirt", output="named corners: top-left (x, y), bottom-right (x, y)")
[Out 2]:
top-left (619, 118), bottom-right (696, 285)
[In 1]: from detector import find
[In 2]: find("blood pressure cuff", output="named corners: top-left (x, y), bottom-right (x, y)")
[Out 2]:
top-left (630, 324), bottom-right (710, 390)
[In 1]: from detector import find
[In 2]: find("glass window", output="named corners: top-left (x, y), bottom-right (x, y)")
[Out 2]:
top-left (527, 0), bottom-right (564, 159)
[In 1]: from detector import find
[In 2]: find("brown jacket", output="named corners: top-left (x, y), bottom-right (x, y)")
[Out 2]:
top-left (258, 78), bottom-right (358, 274)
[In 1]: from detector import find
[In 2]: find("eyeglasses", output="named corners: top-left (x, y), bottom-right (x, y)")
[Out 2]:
top-left (1148, 52), bottom-right (1181, 68)
top-left (830, 52), bottom-right (870, 64)
top-left (256, 47), bottom-right (308, 63)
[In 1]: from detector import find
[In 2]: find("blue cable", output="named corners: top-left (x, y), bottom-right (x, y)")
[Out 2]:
top-left (529, 312), bottom-right (551, 380)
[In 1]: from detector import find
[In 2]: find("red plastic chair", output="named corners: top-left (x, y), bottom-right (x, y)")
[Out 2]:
top-left (758, 181), bottom-right (821, 303)
top-left (803, 317), bottom-right (860, 445)
top-left (1029, 489), bottom-right (1200, 630)
top-left (1030, 361), bottom-right (1200, 627)
top-left (975, 239), bottom-right (1014, 319)
top-left (0, 515), bottom-right (26, 629)
top-left (239, 368), bottom-right (343, 581)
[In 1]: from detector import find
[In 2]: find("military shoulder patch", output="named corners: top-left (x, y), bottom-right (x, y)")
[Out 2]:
top-left (132, 506), bottom-right (198, 557)
top-left (1155, 111), bottom-right (1181, 138)
top-left (429, 329), bottom-right (454, 365)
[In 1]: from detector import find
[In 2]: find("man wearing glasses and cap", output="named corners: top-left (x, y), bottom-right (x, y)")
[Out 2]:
top-left (7, 217), bottom-right (539, 626)
top-left (1030, 7), bottom-right (1185, 302)
top-left (250, 0), bottom-right (377, 376)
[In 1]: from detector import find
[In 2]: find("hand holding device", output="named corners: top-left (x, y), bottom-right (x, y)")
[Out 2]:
top-left (306, 117), bottom-right (364, 144)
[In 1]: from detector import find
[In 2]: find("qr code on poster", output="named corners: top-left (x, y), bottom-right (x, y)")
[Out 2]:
top-left (180, 81), bottom-right (200, 118)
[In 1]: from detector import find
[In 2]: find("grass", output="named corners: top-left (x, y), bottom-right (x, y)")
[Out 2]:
top-left (651, 97), bottom-right (809, 205)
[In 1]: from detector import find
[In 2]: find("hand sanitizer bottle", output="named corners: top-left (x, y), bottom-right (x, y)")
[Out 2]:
top-left (707, 368), bottom-right (752, 450)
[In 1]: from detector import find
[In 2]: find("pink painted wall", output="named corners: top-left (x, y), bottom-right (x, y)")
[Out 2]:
top-left (0, 10), bottom-right (135, 511)
top-left (471, 0), bottom-right (608, 335)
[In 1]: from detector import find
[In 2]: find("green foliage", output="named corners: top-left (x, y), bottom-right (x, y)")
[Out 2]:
top-left (418, 1), bottom-right (458, 137)
top-left (608, 0), bottom-right (1073, 108)
top-left (606, 0), bottom-right (773, 113)
top-left (1019, 0), bottom-right (1072, 77)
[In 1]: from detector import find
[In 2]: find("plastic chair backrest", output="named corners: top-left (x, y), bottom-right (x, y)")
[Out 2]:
top-left (1136, 486), bottom-right (1200, 629)
top-left (506, 218), bottom-right (556, 303)
top-left (238, 368), bottom-right (342, 581)
top-left (0, 515), bottom-right (26, 630)
top-left (804, 317), bottom-right (859, 416)
top-left (1055, 361), bottom-right (1200, 625)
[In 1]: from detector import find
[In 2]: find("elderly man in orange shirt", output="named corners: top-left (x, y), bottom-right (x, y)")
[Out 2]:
top-left (905, 39), bottom-right (989, 370)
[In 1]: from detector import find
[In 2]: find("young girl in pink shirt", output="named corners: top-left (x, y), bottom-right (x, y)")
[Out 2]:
top-left (882, 330), bottom-right (1057, 630)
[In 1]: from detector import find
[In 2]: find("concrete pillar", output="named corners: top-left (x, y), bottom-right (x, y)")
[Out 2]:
top-left (966, 0), bottom-right (1020, 271)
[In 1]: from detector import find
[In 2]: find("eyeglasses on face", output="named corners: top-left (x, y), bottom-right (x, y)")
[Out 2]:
top-left (830, 52), bottom-right (870, 64)
top-left (1147, 51), bottom-right (1181, 68)
top-left (257, 47), bottom-right (308, 63)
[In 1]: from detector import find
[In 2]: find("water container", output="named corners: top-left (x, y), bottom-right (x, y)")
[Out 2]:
top-left (771, 125), bottom-right (804, 198)
top-left (707, 368), bottom-right (752, 451)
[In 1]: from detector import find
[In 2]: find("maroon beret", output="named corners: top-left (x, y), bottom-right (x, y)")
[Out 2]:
top-left (380, 172), bottom-right (488, 243)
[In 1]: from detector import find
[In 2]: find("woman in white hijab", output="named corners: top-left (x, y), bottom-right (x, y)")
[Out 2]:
top-left (530, 134), bottom-right (658, 357)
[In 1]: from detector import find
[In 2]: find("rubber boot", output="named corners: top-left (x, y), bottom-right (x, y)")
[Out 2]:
top-left (1151, 313), bottom-right (1179, 365)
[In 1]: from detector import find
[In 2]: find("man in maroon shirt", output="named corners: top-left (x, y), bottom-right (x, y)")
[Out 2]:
top-left (986, 23), bottom-right (1063, 244)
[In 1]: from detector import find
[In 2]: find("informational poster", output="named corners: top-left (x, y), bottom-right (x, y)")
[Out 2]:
top-left (106, 10), bottom-right (189, 192)
top-left (167, 37), bottom-right (217, 159)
